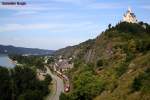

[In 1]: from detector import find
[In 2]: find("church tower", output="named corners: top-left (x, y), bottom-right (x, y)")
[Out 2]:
top-left (123, 7), bottom-right (137, 23)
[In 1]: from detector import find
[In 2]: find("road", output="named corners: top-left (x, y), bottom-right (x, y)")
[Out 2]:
top-left (46, 67), bottom-right (64, 100)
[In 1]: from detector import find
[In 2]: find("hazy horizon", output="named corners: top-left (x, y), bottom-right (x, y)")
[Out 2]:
top-left (0, 0), bottom-right (150, 50)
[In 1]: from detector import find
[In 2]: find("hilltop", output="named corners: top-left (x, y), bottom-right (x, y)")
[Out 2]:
top-left (55, 22), bottom-right (150, 63)
top-left (55, 22), bottom-right (150, 100)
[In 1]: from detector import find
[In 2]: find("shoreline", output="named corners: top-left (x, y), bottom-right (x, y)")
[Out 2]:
top-left (0, 54), bottom-right (15, 68)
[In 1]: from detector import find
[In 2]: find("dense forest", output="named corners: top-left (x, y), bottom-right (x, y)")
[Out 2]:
top-left (58, 22), bottom-right (150, 100)
top-left (9, 55), bottom-right (46, 71)
top-left (0, 56), bottom-right (52, 100)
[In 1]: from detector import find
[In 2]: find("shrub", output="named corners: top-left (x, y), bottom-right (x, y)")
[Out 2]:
top-left (115, 62), bottom-right (128, 77)
top-left (60, 93), bottom-right (71, 100)
top-left (18, 90), bottom-right (43, 100)
top-left (136, 39), bottom-right (150, 52)
top-left (97, 59), bottom-right (103, 67)
top-left (132, 68), bottom-right (150, 93)
top-left (126, 52), bottom-right (135, 62)
top-left (44, 74), bottom-right (52, 85)
top-left (72, 71), bottom-right (105, 100)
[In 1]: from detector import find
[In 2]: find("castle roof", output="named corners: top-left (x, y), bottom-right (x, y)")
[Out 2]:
top-left (123, 7), bottom-right (137, 23)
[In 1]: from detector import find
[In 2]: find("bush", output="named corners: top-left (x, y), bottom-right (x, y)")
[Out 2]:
top-left (60, 93), bottom-right (71, 100)
top-left (136, 39), bottom-right (150, 52)
top-left (97, 59), bottom-right (103, 67)
top-left (18, 90), bottom-right (43, 100)
top-left (126, 52), bottom-right (135, 62)
top-left (47, 57), bottom-right (54, 64)
top-left (115, 62), bottom-right (128, 77)
top-left (132, 68), bottom-right (150, 93)
top-left (132, 77), bottom-right (141, 91)
top-left (44, 74), bottom-right (52, 85)
top-left (71, 70), bottom-right (105, 100)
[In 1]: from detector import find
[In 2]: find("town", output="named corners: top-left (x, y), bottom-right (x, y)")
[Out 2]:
top-left (37, 55), bottom-right (74, 93)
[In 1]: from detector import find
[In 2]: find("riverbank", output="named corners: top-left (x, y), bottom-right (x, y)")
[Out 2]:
top-left (0, 54), bottom-right (15, 68)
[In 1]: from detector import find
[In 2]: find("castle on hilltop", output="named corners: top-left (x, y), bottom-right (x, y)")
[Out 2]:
top-left (123, 7), bottom-right (138, 23)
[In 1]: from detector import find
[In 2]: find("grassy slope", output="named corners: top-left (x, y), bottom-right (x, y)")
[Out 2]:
top-left (57, 22), bottom-right (150, 100)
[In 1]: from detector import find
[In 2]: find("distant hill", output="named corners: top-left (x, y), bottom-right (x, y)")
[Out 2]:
top-left (56, 22), bottom-right (150, 100)
top-left (0, 45), bottom-right (54, 55)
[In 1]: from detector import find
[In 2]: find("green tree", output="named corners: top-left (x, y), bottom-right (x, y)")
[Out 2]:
top-left (44, 74), bottom-right (52, 85)
top-left (108, 24), bottom-right (111, 29)
top-left (0, 66), bottom-right (12, 100)
top-left (18, 90), bottom-right (43, 100)
top-left (60, 93), bottom-right (71, 100)
top-left (72, 71), bottom-right (104, 100)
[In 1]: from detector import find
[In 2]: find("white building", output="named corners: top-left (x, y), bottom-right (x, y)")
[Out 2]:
top-left (123, 7), bottom-right (137, 23)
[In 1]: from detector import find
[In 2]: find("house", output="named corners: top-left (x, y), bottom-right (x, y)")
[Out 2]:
top-left (54, 58), bottom-right (73, 72)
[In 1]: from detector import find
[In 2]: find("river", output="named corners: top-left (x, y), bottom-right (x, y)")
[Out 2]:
top-left (0, 54), bottom-right (15, 68)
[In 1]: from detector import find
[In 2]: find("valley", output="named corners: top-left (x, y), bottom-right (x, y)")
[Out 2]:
top-left (0, 4), bottom-right (150, 100)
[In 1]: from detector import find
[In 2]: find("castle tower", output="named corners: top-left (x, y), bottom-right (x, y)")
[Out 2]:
top-left (128, 7), bottom-right (132, 13)
top-left (123, 7), bottom-right (137, 23)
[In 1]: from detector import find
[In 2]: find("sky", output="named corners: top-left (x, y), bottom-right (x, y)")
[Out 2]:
top-left (0, 0), bottom-right (150, 50)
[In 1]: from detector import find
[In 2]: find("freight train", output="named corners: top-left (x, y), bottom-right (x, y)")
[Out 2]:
top-left (55, 71), bottom-right (70, 92)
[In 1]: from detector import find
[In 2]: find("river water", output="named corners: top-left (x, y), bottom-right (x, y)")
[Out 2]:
top-left (0, 54), bottom-right (15, 68)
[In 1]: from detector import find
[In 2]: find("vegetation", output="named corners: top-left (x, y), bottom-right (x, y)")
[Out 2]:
top-left (1, 21), bottom-right (150, 100)
top-left (0, 66), bottom-right (11, 100)
top-left (0, 55), bottom-right (52, 100)
top-left (9, 55), bottom-right (45, 70)
top-left (12, 66), bottom-right (51, 100)
top-left (132, 68), bottom-right (150, 93)
top-left (47, 56), bottom-right (55, 64)
top-left (114, 62), bottom-right (128, 77)
top-left (58, 22), bottom-right (150, 100)
top-left (60, 63), bottom-right (105, 100)
top-left (96, 59), bottom-right (103, 67)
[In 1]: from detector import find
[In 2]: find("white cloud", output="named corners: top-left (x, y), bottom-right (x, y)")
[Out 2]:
top-left (0, 22), bottom-right (101, 33)
top-left (0, 2), bottom-right (65, 16)
top-left (0, 23), bottom-right (51, 32)
top-left (0, 21), bottom-right (103, 49)
top-left (87, 3), bottom-right (123, 9)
